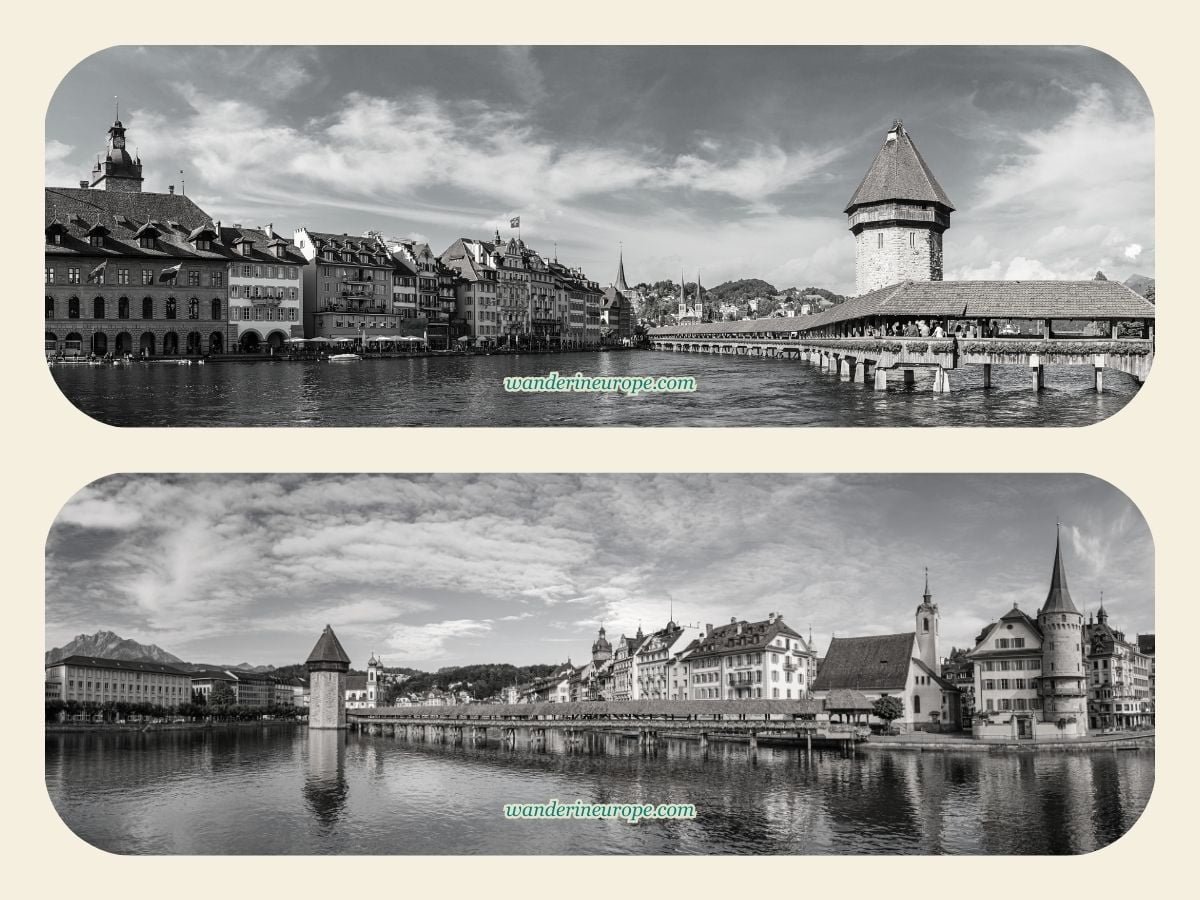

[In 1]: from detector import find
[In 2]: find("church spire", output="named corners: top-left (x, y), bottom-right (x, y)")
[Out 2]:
top-left (615, 244), bottom-right (630, 292)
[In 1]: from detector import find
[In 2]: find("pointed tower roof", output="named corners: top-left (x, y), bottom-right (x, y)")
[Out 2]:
top-left (1041, 529), bottom-right (1081, 615)
top-left (615, 247), bottom-right (630, 292)
top-left (306, 625), bottom-right (351, 666)
top-left (845, 120), bottom-right (954, 213)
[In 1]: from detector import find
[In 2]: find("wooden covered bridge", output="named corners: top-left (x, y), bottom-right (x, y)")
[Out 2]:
top-left (345, 699), bottom-right (868, 757)
top-left (648, 280), bottom-right (1155, 393)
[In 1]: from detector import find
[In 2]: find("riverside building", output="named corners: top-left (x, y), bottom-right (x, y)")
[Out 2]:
top-left (967, 531), bottom-right (1089, 739)
top-left (45, 656), bottom-right (192, 711)
top-left (680, 613), bottom-right (816, 701)
top-left (45, 113), bottom-right (237, 358)
top-left (1084, 604), bottom-right (1154, 730)
top-left (293, 229), bottom-right (403, 341)
top-left (222, 224), bottom-right (306, 352)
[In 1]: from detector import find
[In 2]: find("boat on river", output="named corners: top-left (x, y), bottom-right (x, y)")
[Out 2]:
top-left (328, 353), bottom-right (361, 362)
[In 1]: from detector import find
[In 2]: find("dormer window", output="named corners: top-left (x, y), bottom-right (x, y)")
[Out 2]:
top-left (194, 239), bottom-right (211, 252)
top-left (240, 241), bottom-right (254, 257)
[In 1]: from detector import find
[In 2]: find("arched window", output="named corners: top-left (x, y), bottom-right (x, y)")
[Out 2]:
top-left (165, 297), bottom-right (177, 319)
top-left (93, 297), bottom-right (105, 319)
top-left (188, 298), bottom-right (199, 320)
top-left (142, 297), bottom-right (154, 319)
top-left (45, 297), bottom-right (54, 319)
top-left (118, 297), bottom-right (129, 319)
top-left (68, 297), bottom-right (80, 319)
top-left (913, 695), bottom-right (921, 714)
top-left (211, 298), bottom-right (222, 320)
top-left (923, 617), bottom-right (929, 633)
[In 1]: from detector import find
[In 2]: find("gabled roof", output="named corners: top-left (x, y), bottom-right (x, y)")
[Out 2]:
top-left (682, 616), bottom-right (808, 658)
top-left (306, 625), bottom-right (351, 666)
top-left (845, 121), bottom-right (954, 213)
top-left (812, 633), bottom-right (916, 692)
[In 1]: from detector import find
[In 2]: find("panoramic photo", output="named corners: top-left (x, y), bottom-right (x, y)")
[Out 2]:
top-left (43, 45), bottom-right (1154, 427)
top-left (45, 474), bottom-right (1154, 854)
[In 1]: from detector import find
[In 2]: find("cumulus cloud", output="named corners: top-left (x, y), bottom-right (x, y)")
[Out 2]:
top-left (45, 476), bottom-right (1153, 668)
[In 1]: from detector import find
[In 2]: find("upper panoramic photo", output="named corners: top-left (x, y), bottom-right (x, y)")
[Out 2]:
top-left (44, 46), bottom-right (1154, 427)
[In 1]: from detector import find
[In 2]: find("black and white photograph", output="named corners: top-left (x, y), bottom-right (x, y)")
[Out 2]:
top-left (44, 45), bottom-right (1154, 427)
top-left (45, 474), bottom-right (1154, 855)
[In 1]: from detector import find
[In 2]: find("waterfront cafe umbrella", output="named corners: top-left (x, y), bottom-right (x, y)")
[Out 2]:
top-left (457, 335), bottom-right (472, 343)
top-left (285, 337), bottom-right (309, 343)
top-left (308, 337), bottom-right (332, 342)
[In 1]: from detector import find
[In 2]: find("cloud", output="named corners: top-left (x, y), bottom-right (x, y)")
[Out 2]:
top-left (384, 618), bottom-right (494, 664)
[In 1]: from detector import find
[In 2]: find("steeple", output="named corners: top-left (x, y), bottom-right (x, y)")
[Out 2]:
top-left (923, 566), bottom-right (932, 603)
top-left (1097, 591), bottom-right (1109, 625)
top-left (615, 245), bottom-right (630, 292)
top-left (1041, 527), bottom-right (1081, 615)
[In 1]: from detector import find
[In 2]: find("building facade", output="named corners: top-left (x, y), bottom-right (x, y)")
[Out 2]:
top-left (967, 533), bottom-right (1089, 739)
top-left (846, 120), bottom-right (954, 296)
top-left (46, 116), bottom-right (237, 358)
top-left (45, 656), bottom-right (192, 711)
top-left (634, 621), bottom-right (700, 701)
top-left (293, 229), bottom-right (403, 341)
top-left (1084, 605), bottom-right (1154, 730)
top-left (680, 614), bottom-right (817, 701)
top-left (222, 224), bottom-right (306, 352)
top-left (345, 653), bottom-right (384, 709)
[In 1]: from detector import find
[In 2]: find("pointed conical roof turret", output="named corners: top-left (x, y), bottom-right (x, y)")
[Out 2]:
top-left (306, 625), bottom-right (351, 669)
top-left (845, 120), bottom-right (954, 213)
top-left (615, 248), bottom-right (630, 292)
top-left (1041, 530), bottom-right (1081, 615)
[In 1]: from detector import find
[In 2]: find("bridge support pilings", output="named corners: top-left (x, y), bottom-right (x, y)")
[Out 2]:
top-left (933, 366), bottom-right (952, 394)
top-left (983, 363), bottom-right (992, 389)
top-left (1031, 355), bottom-right (1044, 391)
top-left (1094, 358), bottom-right (1105, 393)
top-left (699, 731), bottom-right (709, 757)
top-left (748, 731), bottom-right (758, 763)
top-left (874, 367), bottom-right (888, 391)
top-left (853, 359), bottom-right (867, 384)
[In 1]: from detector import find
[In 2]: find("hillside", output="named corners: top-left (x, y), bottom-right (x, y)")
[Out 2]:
top-left (1123, 273), bottom-right (1155, 301)
top-left (707, 278), bottom-right (778, 302)
top-left (400, 662), bottom-right (566, 700)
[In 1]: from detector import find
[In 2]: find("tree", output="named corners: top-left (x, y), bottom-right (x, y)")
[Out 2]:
top-left (209, 682), bottom-right (237, 710)
top-left (1094, 270), bottom-right (1108, 281)
top-left (872, 696), bottom-right (905, 732)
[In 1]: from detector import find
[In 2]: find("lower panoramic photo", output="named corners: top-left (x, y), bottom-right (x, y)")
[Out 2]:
top-left (44, 474), bottom-right (1154, 855)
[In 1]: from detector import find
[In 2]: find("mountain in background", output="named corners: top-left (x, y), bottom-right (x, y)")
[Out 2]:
top-left (45, 630), bottom-right (184, 666)
top-left (1123, 273), bottom-right (1155, 300)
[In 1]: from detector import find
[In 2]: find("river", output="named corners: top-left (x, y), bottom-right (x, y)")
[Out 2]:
top-left (48, 351), bottom-right (1141, 427)
top-left (45, 727), bottom-right (1152, 854)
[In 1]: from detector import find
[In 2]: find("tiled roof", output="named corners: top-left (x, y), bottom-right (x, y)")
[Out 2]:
top-left (46, 655), bottom-right (190, 676)
top-left (823, 688), bottom-right (875, 711)
top-left (45, 187), bottom-right (233, 261)
top-left (218, 225), bottom-right (307, 265)
top-left (683, 617), bottom-right (807, 658)
top-left (812, 633), bottom-right (916, 692)
top-left (649, 279), bottom-right (1156, 336)
top-left (306, 625), bottom-right (351, 665)
top-left (845, 122), bottom-right (954, 212)
top-left (346, 674), bottom-right (368, 691)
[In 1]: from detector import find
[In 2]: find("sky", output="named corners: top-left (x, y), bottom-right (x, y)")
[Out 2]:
top-left (45, 475), bottom-right (1154, 670)
top-left (44, 46), bottom-right (1153, 296)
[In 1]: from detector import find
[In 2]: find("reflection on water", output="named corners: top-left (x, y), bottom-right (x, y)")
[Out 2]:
top-left (49, 351), bottom-right (1141, 427)
top-left (45, 726), bottom-right (1153, 855)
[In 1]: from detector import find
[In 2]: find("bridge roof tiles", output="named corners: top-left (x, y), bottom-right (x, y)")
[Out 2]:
top-left (351, 698), bottom-right (826, 718)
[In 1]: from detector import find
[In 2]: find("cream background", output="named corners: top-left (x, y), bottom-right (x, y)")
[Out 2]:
top-left (5, 0), bottom-right (1194, 892)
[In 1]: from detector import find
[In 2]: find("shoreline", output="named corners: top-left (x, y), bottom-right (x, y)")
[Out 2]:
top-left (46, 719), bottom-right (305, 734)
top-left (860, 731), bottom-right (1154, 753)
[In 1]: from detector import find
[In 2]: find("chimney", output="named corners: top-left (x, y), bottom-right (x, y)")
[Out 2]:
top-left (767, 612), bottom-right (776, 624)
top-left (79, 180), bottom-right (89, 189)
top-left (168, 184), bottom-right (175, 194)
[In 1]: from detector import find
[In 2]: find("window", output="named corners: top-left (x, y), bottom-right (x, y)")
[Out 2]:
top-left (909, 232), bottom-right (916, 249)
top-left (142, 269), bottom-right (153, 285)
top-left (913, 695), bottom-right (921, 714)
top-left (1012, 638), bottom-right (1025, 648)
top-left (997, 638), bottom-right (1009, 649)
top-left (188, 298), bottom-right (200, 320)
top-left (877, 232), bottom-right (884, 249)
top-left (165, 298), bottom-right (177, 319)
top-left (93, 297), bottom-right (105, 319)
top-left (118, 297), bottom-right (129, 319)
top-left (45, 297), bottom-right (54, 318)
top-left (142, 297), bottom-right (154, 319)
top-left (211, 271), bottom-right (224, 287)
top-left (211, 299), bottom-right (222, 320)
top-left (45, 266), bottom-right (54, 285)
top-left (117, 268), bottom-right (130, 285)
top-left (68, 267), bottom-right (80, 285)
top-left (187, 270), bottom-right (200, 287)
